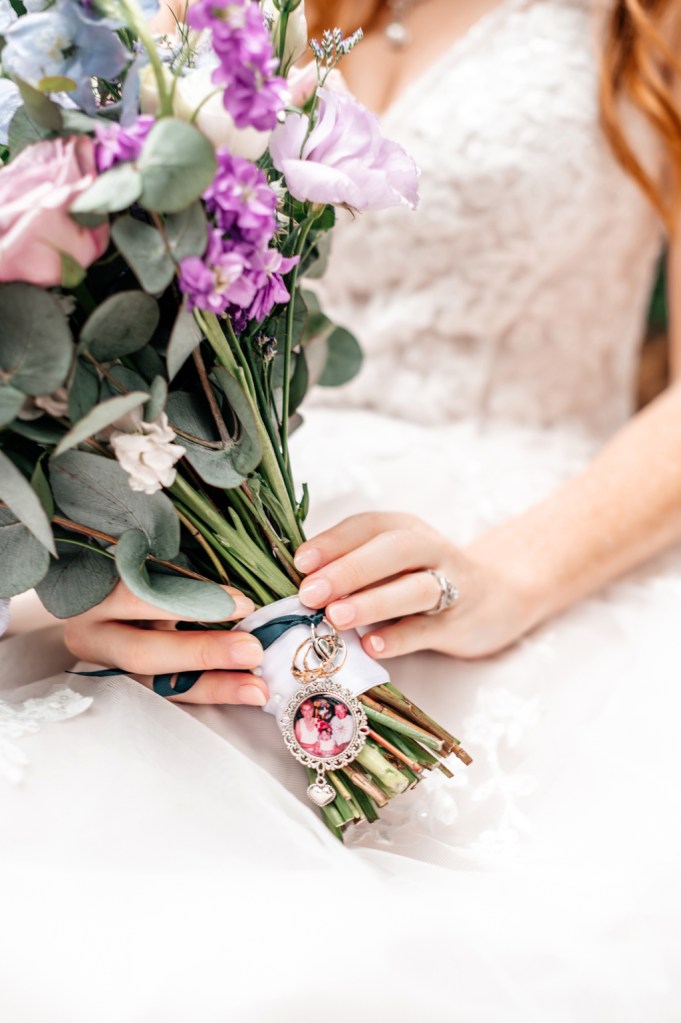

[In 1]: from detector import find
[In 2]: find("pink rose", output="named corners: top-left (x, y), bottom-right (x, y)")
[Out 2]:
top-left (269, 87), bottom-right (419, 212)
top-left (0, 136), bottom-right (110, 287)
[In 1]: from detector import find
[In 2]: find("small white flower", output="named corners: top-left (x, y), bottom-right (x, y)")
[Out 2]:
top-left (17, 386), bottom-right (69, 421)
top-left (110, 411), bottom-right (184, 495)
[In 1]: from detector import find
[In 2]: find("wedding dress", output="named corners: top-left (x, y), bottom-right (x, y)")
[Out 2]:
top-left (2, 0), bottom-right (680, 1019)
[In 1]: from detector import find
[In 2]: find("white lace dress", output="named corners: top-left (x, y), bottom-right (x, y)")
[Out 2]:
top-left (2, 1), bottom-right (680, 1020)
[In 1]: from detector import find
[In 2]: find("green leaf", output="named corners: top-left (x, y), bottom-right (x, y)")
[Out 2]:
top-left (80, 291), bottom-right (160, 360)
top-left (7, 106), bottom-right (53, 155)
top-left (165, 202), bottom-right (208, 260)
top-left (144, 376), bottom-right (167, 423)
top-left (167, 306), bottom-right (203, 381)
top-left (0, 385), bottom-right (25, 428)
top-left (270, 288), bottom-right (308, 349)
top-left (166, 391), bottom-right (244, 488)
top-left (68, 360), bottom-right (100, 422)
top-left (111, 216), bottom-right (175, 295)
top-left (115, 529), bottom-right (235, 620)
top-left (0, 450), bottom-right (56, 555)
top-left (50, 450), bottom-right (180, 559)
top-left (15, 81), bottom-right (63, 131)
top-left (31, 458), bottom-right (54, 520)
top-left (138, 119), bottom-right (217, 214)
top-left (36, 539), bottom-right (118, 618)
top-left (0, 507), bottom-right (50, 597)
top-left (60, 251), bottom-right (86, 289)
top-left (102, 365), bottom-right (147, 397)
top-left (11, 418), bottom-right (65, 445)
top-left (54, 391), bottom-right (149, 456)
top-left (318, 327), bottom-right (363, 387)
top-left (0, 284), bottom-right (73, 395)
top-left (38, 75), bottom-right (77, 93)
top-left (212, 368), bottom-right (262, 475)
top-left (71, 163), bottom-right (142, 215)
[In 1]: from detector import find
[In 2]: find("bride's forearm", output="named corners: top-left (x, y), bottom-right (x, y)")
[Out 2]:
top-left (466, 381), bottom-right (681, 626)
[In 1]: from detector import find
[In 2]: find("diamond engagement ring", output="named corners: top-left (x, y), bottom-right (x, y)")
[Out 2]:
top-left (424, 570), bottom-right (460, 616)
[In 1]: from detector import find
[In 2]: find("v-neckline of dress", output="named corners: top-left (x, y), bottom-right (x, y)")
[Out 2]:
top-left (378, 0), bottom-right (529, 122)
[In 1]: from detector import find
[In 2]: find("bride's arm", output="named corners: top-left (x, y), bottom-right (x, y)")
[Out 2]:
top-left (294, 318), bottom-right (681, 660)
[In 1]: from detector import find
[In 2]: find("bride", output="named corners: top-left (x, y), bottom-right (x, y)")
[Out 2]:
top-left (2, 0), bottom-right (681, 1019)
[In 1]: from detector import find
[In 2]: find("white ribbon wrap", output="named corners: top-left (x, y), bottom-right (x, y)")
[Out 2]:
top-left (236, 596), bottom-right (390, 729)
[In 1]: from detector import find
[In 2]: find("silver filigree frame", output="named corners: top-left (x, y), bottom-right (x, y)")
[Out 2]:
top-left (280, 678), bottom-right (370, 771)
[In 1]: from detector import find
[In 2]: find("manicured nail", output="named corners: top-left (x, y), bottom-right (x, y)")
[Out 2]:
top-left (294, 547), bottom-right (322, 574)
top-left (368, 634), bottom-right (385, 654)
top-left (232, 638), bottom-right (263, 668)
top-left (233, 595), bottom-right (256, 618)
top-left (238, 684), bottom-right (267, 707)
top-left (299, 577), bottom-right (332, 606)
top-left (328, 602), bottom-right (354, 627)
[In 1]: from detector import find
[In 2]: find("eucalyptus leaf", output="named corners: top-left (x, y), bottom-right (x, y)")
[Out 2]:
top-left (0, 450), bottom-right (56, 555)
top-left (80, 291), bottom-right (160, 361)
top-left (54, 391), bottom-right (149, 456)
top-left (0, 385), bottom-right (25, 428)
top-left (111, 216), bottom-right (175, 295)
top-left (165, 203), bottom-right (208, 260)
top-left (103, 365), bottom-right (148, 397)
top-left (211, 367), bottom-right (262, 473)
top-left (50, 450), bottom-right (180, 559)
top-left (71, 163), bottom-right (142, 215)
top-left (166, 391), bottom-right (245, 488)
top-left (15, 81), bottom-right (63, 131)
top-left (36, 539), bottom-right (118, 618)
top-left (318, 327), bottom-right (363, 387)
top-left (144, 376), bottom-right (167, 423)
top-left (60, 252), bottom-right (86, 289)
top-left (131, 344), bottom-right (166, 383)
top-left (8, 106), bottom-right (53, 155)
top-left (0, 507), bottom-right (50, 597)
top-left (68, 360), bottom-right (100, 422)
top-left (0, 284), bottom-right (73, 395)
top-left (31, 459), bottom-right (54, 519)
top-left (167, 306), bottom-right (203, 380)
top-left (11, 418), bottom-right (65, 445)
top-left (115, 529), bottom-right (235, 620)
top-left (138, 119), bottom-right (217, 214)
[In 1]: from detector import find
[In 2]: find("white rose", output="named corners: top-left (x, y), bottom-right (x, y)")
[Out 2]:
top-left (139, 63), bottom-right (271, 159)
top-left (110, 411), bottom-right (185, 495)
top-left (262, 0), bottom-right (308, 71)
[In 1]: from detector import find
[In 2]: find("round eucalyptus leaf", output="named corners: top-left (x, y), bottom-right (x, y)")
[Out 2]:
top-left (165, 203), bottom-right (208, 261)
top-left (138, 119), bottom-right (217, 213)
top-left (0, 284), bottom-right (73, 396)
top-left (167, 306), bottom-right (203, 381)
top-left (54, 391), bottom-right (149, 456)
top-left (0, 385), bottom-right (25, 428)
top-left (68, 359), bottom-right (100, 423)
top-left (0, 450), bottom-right (56, 555)
top-left (144, 376), bottom-right (167, 423)
top-left (318, 327), bottom-right (363, 387)
top-left (80, 291), bottom-right (160, 361)
top-left (71, 162), bottom-right (142, 215)
top-left (111, 216), bottom-right (175, 295)
top-left (0, 507), bottom-right (50, 597)
top-left (36, 539), bottom-right (118, 618)
top-left (50, 450), bottom-right (180, 560)
top-left (8, 106), bottom-right (53, 156)
top-left (115, 529), bottom-right (235, 621)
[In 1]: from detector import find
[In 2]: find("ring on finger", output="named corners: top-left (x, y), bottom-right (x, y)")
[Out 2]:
top-left (423, 569), bottom-right (460, 616)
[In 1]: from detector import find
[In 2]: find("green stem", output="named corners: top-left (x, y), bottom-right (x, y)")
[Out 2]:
top-left (120, 0), bottom-right (173, 117)
top-left (281, 214), bottom-right (318, 474)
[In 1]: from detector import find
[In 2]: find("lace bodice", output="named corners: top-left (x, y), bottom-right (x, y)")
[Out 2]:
top-left (311, 0), bottom-right (664, 440)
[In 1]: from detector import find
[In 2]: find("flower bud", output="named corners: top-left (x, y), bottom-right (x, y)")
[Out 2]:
top-left (262, 0), bottom-right (308, 70)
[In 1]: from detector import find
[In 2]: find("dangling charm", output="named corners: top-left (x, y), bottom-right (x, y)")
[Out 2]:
top-left (279, 619), bottom-right (370, 808)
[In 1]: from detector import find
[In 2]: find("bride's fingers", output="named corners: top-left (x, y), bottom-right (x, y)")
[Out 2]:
top-left (130, 670), bottom-right (269, 706)
top-left (294, 512), bottom-right (425, 574)
top-left (326, 571), bottom-right (442, 629)
top-left (75, 621), bottom-right (264, 676)
top-left (361, 615), bottom-right (441, 660)
top-left (298, 528), bottom-right (441, 609)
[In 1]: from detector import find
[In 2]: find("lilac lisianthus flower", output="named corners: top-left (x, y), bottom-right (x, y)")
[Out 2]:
top-left (203, 150), bottom-right (277, 245)
top-left (270, 88), bottom-right (420, 212)
top-left (94, 114), bottom-right (154, 171)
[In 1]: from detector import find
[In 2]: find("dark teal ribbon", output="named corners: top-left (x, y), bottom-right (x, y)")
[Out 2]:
top-left (250, 610), bottom-right (324, 650)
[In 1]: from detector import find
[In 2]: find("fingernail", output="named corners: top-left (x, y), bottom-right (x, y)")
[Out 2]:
top-left (294, 547), bottom-right (322, 574)
top-left (233, 595), bottom-right (256, 617)
top-left (299, 577), bottom-right (332, 606)
top-left (368, 634), bottom-right (385, 654)
top-left (238, 684), bottom-right (267, 707)
top-left (232, 638), bottom-right (263, 668)
top-left (328, 602), bottom-right (354, 627)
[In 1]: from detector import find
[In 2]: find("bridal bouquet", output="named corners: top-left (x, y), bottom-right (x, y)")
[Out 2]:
top-left (0, 0), bottom-right (469, 837)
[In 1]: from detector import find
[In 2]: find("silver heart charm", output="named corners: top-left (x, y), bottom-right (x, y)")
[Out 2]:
top-left (307, 781), bottom-right (336, 807)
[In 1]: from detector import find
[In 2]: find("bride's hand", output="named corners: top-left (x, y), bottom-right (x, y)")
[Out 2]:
top-left (294, 513), bottom-right (539, 660)
top-left (63, 582), bottom-right (267, 705)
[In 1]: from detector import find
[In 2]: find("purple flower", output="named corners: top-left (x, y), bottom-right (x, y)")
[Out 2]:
top-left (203, 150), bottom-right (277, 245)
top-left (94, 115), bottom-right (155, 172)
top-left (246, 248), bottom-right (298, 322)
top-left (269, 88), bottom-right (420, 211)
top-left (187, 0), bottom-right (287, 132)
top-left (179, 230), bottom-right (256, 315)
